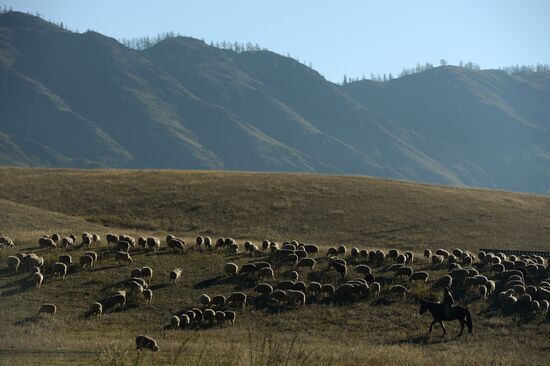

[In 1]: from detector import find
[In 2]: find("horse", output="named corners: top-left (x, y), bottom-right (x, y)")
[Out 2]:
top-left (419, 300), bottom-right (473, 336)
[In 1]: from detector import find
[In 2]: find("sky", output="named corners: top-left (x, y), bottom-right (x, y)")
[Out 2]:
top-left (2, 0), bottom-right (549, 82)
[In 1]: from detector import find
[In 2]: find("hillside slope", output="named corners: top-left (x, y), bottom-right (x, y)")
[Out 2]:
top-left (1, 168), bottom-right (549, 250)
top-left (1, 12), bottom-right (550, 193)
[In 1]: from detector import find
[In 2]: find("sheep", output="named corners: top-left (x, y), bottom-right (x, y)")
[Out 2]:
top-left (541, 300), bottom-right (549, 315)
top-left (168, 238), bottom-right (185, 253)
top-left (227, 292), bottom-right (247, 308)
top-left (491, 263), bottom-right (505, 274)
top-left (31, 267), bottom-right (41, 274)
top-left (296, 258), bottom-right (316, 270)
top-left (203, 309), bottom-right (216, 325)
top-left (287, 290), bottom-right (306, 306)
top-left (261, 240), bottom-right (270, 252)
top-left (334, 283), bottom-right (356, 302)
top-left (141, 267), bottom-right (153, 282)
top-left (90, 302), bottom-right (103, 317)
top-left (7, 256), bottom-right (20, 273)
top-left (115, 251), bottom-right (133, 266)
top-left (530, 300), bottom-right (541, 313)
top-left (337, 245), bottom-right (347, 257)
top-left (303, 244), bottom-right (319, 256)
top-left (215, 311), bottom-right (226, 324)
top-left (170, 268), bottom-right (182, 284)
top-left (169, 315), bottom-right (180, 329)
top-left (135, 335), bottom-right (159, 352)
top-left (85, 251), bottom-right (98, 264)
top-left (211, 295), bottom-right (226, 308)
top-left (388, 249), bottom-right (399, 260)
top-left (32, 272), bottom-right (44, 288)
top-left (332, 261), bottom-right (347, 278)
top-left (404, 251), bottom-right (414, 264)
top-left (38, 304), bottom-right (56, 317)
top-left (320, 284), bottom-right (335, 297)
top-left (370, 282), bottom-right (381, 297)
top-left (239, 263), bottom-right (256, 277)
top-left (131, 268), bottom-right (142, 278)
top-left (92, 234), bottom-right (101, 246)
top-left (39, 237), bottom-right (56, 249)
top-left (224, 311), bottom-right (236, 325)
top-left (431, 255), bottom-right (444, 267)
top-left (51, 262), bottom-right (68, 279)
top-left (435, 249), bottom-right (449, 258)
top-left (503, 295), bottom-right (518, 308)
top-left (199, 294), bottom-right (211, 307)
top-left (117, 241), bottom-right (132, 252)
top-left (82, 235), bottom-right (92, 248)
top-left (60, 237), bottom-right (74, 248)
top-left (395, 266), bottom-right (413, 279)
top-left (424, 249), bottom-right (432, 261)
top-left (58, 254), bottom-right (72, 266)
top-left (254, 283), bottom-right (273, 295)
top-left (293, 281), bottom-right (307, 293)
top-left (106, 233), bottom-right (119, 246)
top-left (295, 249), bottom-right (308, 260)
top-left (275, 280), bottom-right (296, 291)
top-left (179, 314), bottom-right (190, 328)
top-left (410, 271), bottom-right (429, 283)
top-left (307, 282), bottom-right (322, 296)
top-left (146, 237), bottom-right (161, 252)
top-left (224, 262), bottom-right (239, 277)
top-left (109, 293), bottom-right (127, 309)
top-left (0, 236), bottom-right (14, 247)
top-left (128, 281), bottom-right (144, 297)
top-left (22, 253), bottom-right (44, 271)
top-left (270, 290), bottom-right (288, 303)
top-left (390, 285), bottom-right (408, 297)
top-left (77, 254), bottom-right (92, 268)
top-left (196, 236), bottom-right (204, 247)
top-left (255, 267), bottom-right (273, 281)
top-left (143, 289), bottom-right (153, 304)
top-left (479, 285), bottom-right (488, 299)
top-left (326, 247), bottom-right (338, 257)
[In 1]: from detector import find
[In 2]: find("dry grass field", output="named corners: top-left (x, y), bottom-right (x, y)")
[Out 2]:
top-left (0, 168), bottom-right (549, 365)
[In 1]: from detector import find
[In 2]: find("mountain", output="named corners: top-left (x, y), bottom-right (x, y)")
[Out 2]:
top-left (1, 12), bottom-right (549, 194)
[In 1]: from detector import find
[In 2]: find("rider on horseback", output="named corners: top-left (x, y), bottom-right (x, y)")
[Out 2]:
top-left (443, 287), bottom-right (454, 318)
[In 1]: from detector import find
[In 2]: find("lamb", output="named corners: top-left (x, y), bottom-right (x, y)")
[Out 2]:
top-left (224, 311), bottom-right (236, 325)
top-left (58, 254), bottom-right (72, 266)
top-left (370, 282), bottom-right (381, 297)
top-left (141, 267), bottom-right (153, 282)
top-left (143, 289), bottom-right (153, 304)
top-left (199, 294), bottom-right (211, 307)
top-left (170, 268), bottom-right (182, 284)
top-left (90, 302), bottom-right (103, 317)
top-left (296, 258), bottom-right (316, 270)
top-left (135, 335), bottom-right (159, 352)
top-left (211, 295), bottom-right (226, 308)
top-left (169, 315), bottom-right (180, 329)
top-left (390, 285), bottom-right (408, 297)
top-left (410, 271), bottom-right (429, 283)
top-left (32, 272), bottom-right (44, 288)
top-left (51, 262), bottom-right (68, 279)
top-left (287, 290), bottom-right (306, 306)
top-left (224, 262), bottom-right (239, 277)
top-left (227, 292), bottom-right (247, 308)
top-left (254, 267), bottom-right (273, 281)
top-left (7, 256), bottom-right (20, 273)
top-left (38, 303), bottom-right (56, 317)
top-left (115, 251), bottom-right (133, 266)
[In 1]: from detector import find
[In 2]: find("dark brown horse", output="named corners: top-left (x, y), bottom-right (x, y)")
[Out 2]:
top-left (419, 301), bottom-right (473, 336)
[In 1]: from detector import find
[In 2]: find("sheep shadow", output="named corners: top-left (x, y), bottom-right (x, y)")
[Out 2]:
top-left (14, 315), bottom-right (40, 325)
top-left (193, 275), bottom-right (244, 289)
top-left (149, 283), bottom-right (167, 291)
top-left (1, 280), bottom-right (34, 297)
top-left (90, 265), bottom-right (121, 273)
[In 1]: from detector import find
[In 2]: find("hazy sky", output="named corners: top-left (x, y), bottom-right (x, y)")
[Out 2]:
top-left (3, 0), bottom-right (549, 82)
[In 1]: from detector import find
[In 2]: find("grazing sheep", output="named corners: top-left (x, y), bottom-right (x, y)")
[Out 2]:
top-left (295, 250), bottom-right (308, 260)
top-left (227, 292), bottom-right (247, 308)
top-left (7, 256), bottom-right (20, 273)
top-left (196, 236), bottom-right (204, 246)
top-left (326, 247), bottom-right (338, 257)
top-left (395, 266), bottom-right (414, 279)
top-left (90, 302), bottom-right (103, 317)
top-left (410, 271), bottom-right (429, 283)
top-left (275, 280), bottom-right (296, 291)
top-left (431, 255), bottom-right (444, 267)
top-left (541, 300), bottom-right (549, 315)
top-left (334, 283), bottom-right (356, 302)
top-left (203, 309), bottom-right (216, 325)
top-left (320, 284), bottom-right (335, 297)
top-left (224, 311), bottom-right (236, 325)
top-left (211, 295), bottom-right (226, 308)
top-left (179, 314), bottom-right (190, 328)
top-left (39, 236), bottom-right (56, 249)
top-left (424, 249), bottom-right (432, 261)
top-left (131, 268), bottom-right (142, 278)
top-left (396, 254), bottom-right (407, 265)
top-left (289, 271), bottom-right (299, 281)
top-left (38, 304), bottom-right (56, 317)
top-left (332, 261), bottom-right (347, 278)
top-left (388, 249), bottom-right (399, 260)
top-left (254, 283), bottom-right (273, 295)
top-left (141, 267), bottom-right (153, 282)
top-left (215, 311), bottom-right (226, 324)
top-left (170, 268), bottom-right (182, 284)
top-left (370, 282), bottom-right (381, 297)
top-left (479, 285), bottom-right (488, 299)
top-left (530, 300), bottom-right (541, 313)
top-left (239, 263), bottom-right (256, 277)
top-left (287, 290), bottom-right (306, 306)
top-left (22, 253), bottom-right (44, 272)
top-left (106, 233), bottom-right (119, 246)
top-left (435, 249), bottom-right (449, 258)
top-left (58, 254), bottom-right (72, 266)
top-left (143, 289), bottom-right (153, 304)
top-left (92, 234), bottom-right (101, 246)
top-left (117, 241), bottom-right (131, 252)
top-left (199, 294), bottom-right (211, 307)
top-left (307, 282), bottom-right (322, 296)
top-left (404, 251), bottom-right (414, 264)
top-left (503, 295), bottom-right (518, 308)
top-left (82, 235), bottom-right (92, 248)
top-left (85, 251), bottom-right (98, 264)
top-left (491, 263), bottom-right (505, 274)
top-left (271, 290), bottom-right (288, 303)
top-left (224, 262), bottom-right (239, 277)
top-left (146, 237), bottom-right (161, 252)
top-left (303, 244), bottom-right (319, 256)
top-left (110, 293), bottom-right (127, 309)
top-left (390, 285), bottom-right (408, 297)
top-left (137, 237), bottom-right (146, 250)
top-left (128, 281), bottom-right (144, 297)
top-left (32, 272), bottom-right (44, 288)
top-left (169, 315), bottom-right (180, 329)
top-left (257, 267), bottom-right (274, 280)
top-left (337, 245), bottom-right (347, 257)
top-left (115, 251), bottom-right (133, 266)
top-left (135, 335), bottom-right (159, 352)
top-left (51, 262), bottom-right (68, 279)
top-left (297, 258), bottom-right (316, 270)
top-left (60, 237), bottom-right (74, 248)
top-left (168, 238), bottom-right (186, 253)
top-left (293, 281), bottom-right (307, 292)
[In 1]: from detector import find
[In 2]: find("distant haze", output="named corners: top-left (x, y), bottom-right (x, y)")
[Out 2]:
top-left (2, 0), bottom-right (549, 82)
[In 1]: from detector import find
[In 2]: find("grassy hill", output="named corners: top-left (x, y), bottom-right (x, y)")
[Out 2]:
top-left (1, 11), bottom-right (550, 194)
top-left (0, 169), bottom-right (549, 365)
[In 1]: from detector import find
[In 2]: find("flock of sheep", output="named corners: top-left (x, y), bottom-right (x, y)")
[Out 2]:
top-left (2, 233), bottom-right (550, 352)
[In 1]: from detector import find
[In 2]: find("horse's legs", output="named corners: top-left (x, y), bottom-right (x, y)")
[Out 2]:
top-left (429, 319), bottom-right (437, 333)
top-left (440, 321), bottom-right (446, 335)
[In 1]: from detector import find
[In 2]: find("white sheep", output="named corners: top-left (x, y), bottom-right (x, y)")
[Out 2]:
top-left (227, 292), bottom-right (247, 308)
top-left (224, 311), bottom-right (236, 325)
top-left (390, 285), bottom-right (408, 297)
top-left (170, 268), bottom-right (182, 284)
top-left (169, 315), bottom-right (180, 329)
top-left (224, 262), bottom-right (238, 277)
top-left (7, 256), bottom-right (20, 273)
top-left (286, 290), bottom-right (306, 306)
top-left (199, 294), bottom-right (211, 307)
top-left (90, 302), bottom-right (103, 317)
top-left (258, 267), bottom-right (274, 280)
top-left (51, 262), bottom-right (68, 279)
top-left (38, 303), bottom-right (56, 316)
top-left (32, 272), bottom-right (44, 288)
top-left (296, 257), bottom-right (315, 270)
top-left (410, 271), bottom-right (429, 283)
top-left (135, 335), bottom-right (159, 352)
top-left (115, 251), bottom-right (133, 266)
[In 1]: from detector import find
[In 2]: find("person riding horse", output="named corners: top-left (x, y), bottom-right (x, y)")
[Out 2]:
top-left (443, 287), bottom-right (455, 317)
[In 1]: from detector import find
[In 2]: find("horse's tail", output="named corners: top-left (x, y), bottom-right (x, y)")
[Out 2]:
top-left (465, 307), bottom-right (473, 334)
